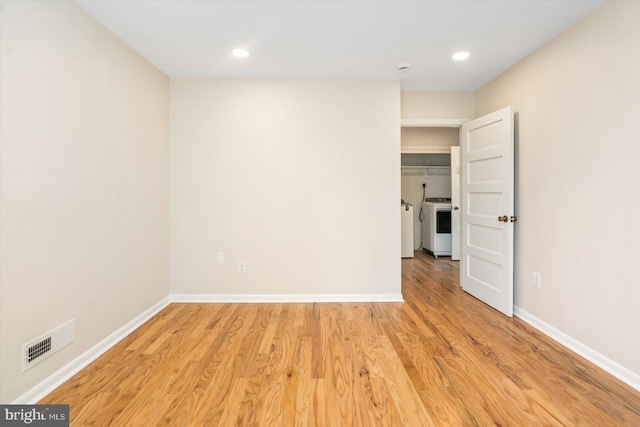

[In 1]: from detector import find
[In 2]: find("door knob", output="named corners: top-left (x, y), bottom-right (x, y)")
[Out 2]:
top-left (498, 215), bottom-right (508, 222)
top-left (453, 206), bottom-right (459, 210)
top-left (510, 216), bottom-right (518, 222)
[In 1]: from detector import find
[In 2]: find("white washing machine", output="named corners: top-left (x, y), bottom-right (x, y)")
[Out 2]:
top-left (421, 198), bottom-right (452, 257)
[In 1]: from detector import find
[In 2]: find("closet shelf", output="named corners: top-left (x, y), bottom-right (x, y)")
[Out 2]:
top-left (401, 166), bottom-right (450, 170)
top-left (401, 118), bottom-right (469, 128)
top-left (401, 165), bottom-right (450, 175)
top-left (401, 146), bottom-right (455, 154)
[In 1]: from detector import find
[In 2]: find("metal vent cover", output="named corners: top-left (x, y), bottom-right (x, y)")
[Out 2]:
top-left (22, 319), bottom-right (75, 371)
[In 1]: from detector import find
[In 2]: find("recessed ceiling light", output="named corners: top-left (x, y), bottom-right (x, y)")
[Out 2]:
top-left (232, 49), bottom-right (249, 58)
top-left (452, 51), bottom-right (470, 61)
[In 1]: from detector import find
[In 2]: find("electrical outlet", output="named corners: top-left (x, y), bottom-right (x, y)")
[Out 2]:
top-left (216, 252), bottom-right (225, 264)
top-left (238, 261), bottom-right (246, 273)
top-left (533, 272), bottom-right (541, 288)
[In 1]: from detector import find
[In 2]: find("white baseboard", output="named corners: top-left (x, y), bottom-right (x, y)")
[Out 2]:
top-left (514, 305), bottom-right (640, 392)
top-left (171, 293), bottom-right (404, 303)
top-left (13, 296), bottom-right (171, 404)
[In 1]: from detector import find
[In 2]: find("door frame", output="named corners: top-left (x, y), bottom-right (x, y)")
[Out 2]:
top-left (450, 146), bottom-right (461, 261)
top-left (400, 118), bottom-right (470, 264)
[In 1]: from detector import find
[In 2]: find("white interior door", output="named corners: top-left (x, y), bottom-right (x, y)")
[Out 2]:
top-left (460, 106), bottom-right (514, 316)
top-left (450, 146), bottom-right (461, 261)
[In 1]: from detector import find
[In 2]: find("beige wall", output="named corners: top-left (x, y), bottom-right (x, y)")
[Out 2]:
top-left (0, 1), bottom-right (170, 402)
top-left (401, 91), bottom-right (474, 119)
top-left (475, 1), bottom-right (640, 376)
top-left (401, 127), bottom-right (459, 152)
top-left (171, 79), bottom-right (401, 297)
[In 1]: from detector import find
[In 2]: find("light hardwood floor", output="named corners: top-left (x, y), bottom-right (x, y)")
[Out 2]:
top-left (42, 251), bottom-right (640, 425)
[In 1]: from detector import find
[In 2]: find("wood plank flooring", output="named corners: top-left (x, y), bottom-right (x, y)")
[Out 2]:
top-left (42, 251), bottom-right (640, 425)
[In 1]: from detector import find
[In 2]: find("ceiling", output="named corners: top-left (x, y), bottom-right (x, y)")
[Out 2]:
top-left (75, 0), bottom-right (604, 91)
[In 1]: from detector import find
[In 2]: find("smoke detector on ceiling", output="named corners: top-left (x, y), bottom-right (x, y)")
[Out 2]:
top-left (397, 62), bottom-right (411, 72)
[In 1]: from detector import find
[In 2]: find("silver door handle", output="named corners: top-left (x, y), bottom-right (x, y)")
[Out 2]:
top-left (498, 215), bottom-right (508, 222)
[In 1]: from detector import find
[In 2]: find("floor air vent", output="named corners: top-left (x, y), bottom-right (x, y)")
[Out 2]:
top-left (22, 319), bottom-right (75, 371)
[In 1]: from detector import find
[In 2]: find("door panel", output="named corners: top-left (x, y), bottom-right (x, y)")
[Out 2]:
top-left (461, 106), bottom-right (514, 317)
top-left (468, 224), bottom-right (502, 254)
top-left (467, 123), bottom-right (502, 152)
top-left (468, 193), bottom-right (502, 216)
top-left (468, 156), bottom-right (502, 182)
top-left (467, 255), bottom-right (502, 290)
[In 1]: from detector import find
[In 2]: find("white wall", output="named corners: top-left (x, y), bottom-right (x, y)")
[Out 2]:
top-left (170, 79), bottom-right (401, 298)
top-left (475, 1), bottom-right (640, 377)
top-left (0, 1), bottom-right (170, 402)
top-left (401, 91), bottom-right (474, 119)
